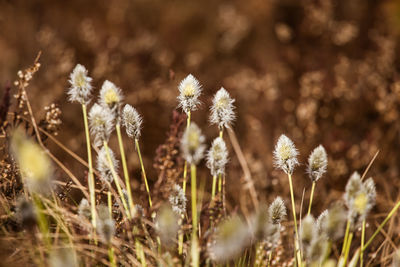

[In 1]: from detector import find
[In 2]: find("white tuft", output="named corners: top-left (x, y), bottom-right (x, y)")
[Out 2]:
top-left (209, 87), bottom-right (236, 130)
top-left (88, 103), bottom-right (115, 148)
top-left (307, 145), bottom-right (328, 182)
top-left (168, 184), bottom-right (187, 216)
top-left (96, 146), bottom-right (119, 184)
top-left (177, 74), bottom-right (202, 114)
top-left (269, 196), bottom-right (287, 224)
top-left (68, 64), bottom-right (93, 104)
top-left (273, 134), bottom-right (299, 175)
top-left (122, 104), bottom-right (143, 140)
top-left (99, 80), bottom-right (123, 117)
top-left (206, 137), bottom-right (229, 177)
top-left (180, 122), bottom-right (206, 165)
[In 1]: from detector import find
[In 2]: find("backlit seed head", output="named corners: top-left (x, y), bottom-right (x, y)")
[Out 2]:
top-left (208, 215), bottom-right (251, 263)
top-left (307, 145), bottom-right (328, 182)
top-left (68, 64), bottom-right (93, 104)
top-left (316, 210), bottom-right (328, 234)
top-left (364, 177), bottom-right (377, 207)
top-left (180, 122), bottom-right (206, 165)
top-left (78, 198), bottom-right (91, 220)
top-left (96, 205), bottom-right (115, 243)
top-left (269, 197), bottom-right (287, 224)
top-left (99, 80), bottom-right (123, 115)
top-left (177, 74), bottom-right (202, 114)
top-left (155, 204), bottom-right (179, 245)
top-left (206, 137), bottom-right (228, 177)
top-left (320, 204), bottom-right (346, 241)
top-left (344, 172), bottom-right (362, 207)
top-left (11, 130), bottom-right (53, 195)
top-left (210, 87), bottom-right (235, 130)
top-left (273, 134), bottom-right (299, 175)
top-left (168, 184), bottom-right (187, 216)
top-left (122, 104), bottom-right (143, 140)
top-left (88, 103), bottom-right (115, 148)
top-left (250, 207), bottom-right (281, 248)
top-left (96, 146), bottom-right (119, 184)
top-left (306, 235), bottom-right (328, 264)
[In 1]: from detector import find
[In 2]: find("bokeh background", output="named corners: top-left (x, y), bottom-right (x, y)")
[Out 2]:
top-left (1, 0), bottom-right (400, 262)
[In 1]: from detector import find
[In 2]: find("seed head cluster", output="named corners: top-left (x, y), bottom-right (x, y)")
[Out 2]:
top-left (177, 74), bottom-right (202, 114)
top-left (88, 103), bottom-right (115, 148)
top-left (68, 64), bottom-right (93, 105)
top-left (122, 104), bottom-right (143, 140)
top-left (307, 145), bottom-right (328, 182)
top-left (209, 87), bottom-right (236, 130)
top-left (273, 134), bottom-right (299, 175)
top-left (206, 137), bottom-right (228, 177)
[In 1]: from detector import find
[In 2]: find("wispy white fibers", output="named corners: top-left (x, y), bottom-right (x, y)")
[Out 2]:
top-left (68, 64), bottom-right (93, 105)
top-left (177, 74), bottom-right (202, 114)
top-left (209, 87), bottom-right (235, 130)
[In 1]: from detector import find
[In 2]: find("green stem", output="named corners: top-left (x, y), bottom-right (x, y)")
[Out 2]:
top-left (363, 200), bottom-right (400, 250)
top-left (343, 232), bottom-right (354, 266)
top-left (32, 194), bottom-right (51, 249)
top-left (135, 139), bottom-right (152, 207)
top-left (287, 174), bottom-right (299, 243)
top-left (82, 104), bottom-right (96, 229)
top-left (135, 238), bottom-right (147, 267)
top-left (108, 246), bottom-right (116, 267)
top-left (307, 181), bottom-right (316, 215)
top-left (182, 111), bottom-right (191, 194)
top-left (360, 220), bottom-right (366, 267)
top-left (116, 123), bottom-right (135, 216)
top-left (108, 190), bottom-right (112, 216)
top-left (341, 220), bottom-right (351, 255)
top-left (211, 175), bottom-right (217, 200)
top-left (103, 141), bottom-right (131, 219)
top-left (191, 235), bottom-right (199, 267)
top-left (191, 164), bottom-right (198, 234)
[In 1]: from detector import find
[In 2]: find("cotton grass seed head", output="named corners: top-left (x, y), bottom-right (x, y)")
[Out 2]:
top-left (210, 87), bottom-right (235, 130)
top-left (208, 215), bottom-right (251, 263)
top-left (307, 145), bottom-right (328, 182)
top-left (68, 64), bottom-right (93, 105)
top-left (155, 204), bottom-right (179, 245)
top-left (11, 130), bottom-right (53, 195)
top-left (177, 74), bottom-right (202, 114)
top-left (122, 104), bottom-right (142, 140)
top-left (273, 134), bottom-right (299, 175)
top-left (168, 184), bottom-right (187, 216)
top-left (300, 215), bottom-right (316, 250)
top-left (99, 80), bottom-right (123, 115)
top-left (78, 198), bottom-right (91, 220)
top-left (344, 171), bottom-right (362, 207)
top-left (96, 146), bottom-right (119, 184)
top-left (206, 137), bottom-right (228, 177)
top-left (364, 177), bottom-right (377, 207)
top-left (268, 196), bottom-right (287, 225)
top-left (181, 122), bottom-right (206, 165)
top-left (250, 207), bottom-right (281, 249)
top-left (320, 204), bottom-right (346, 241)
top-left (89, 103), bottom-right (115, 148)
top-left (316, 209), bottom-right (328, 234)
top-left (306, 235), bottom-right (328, 264)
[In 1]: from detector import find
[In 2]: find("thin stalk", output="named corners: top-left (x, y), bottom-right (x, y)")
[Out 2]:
top-left (343, 232), bottom-right (354, 266)
top-left (108, 191), bottom-right (112, 216)
top-left (287, 174), bottom-right (299, 243)
top-left (307, 181), bottom-right (316, 215)
top-left (211, 175), bottom-right (217, 200)
top-left (103, 141), bottom-right (131, 219)
top-left (191, 235), bottom-right (199, 267)
top-left (108, 246), bottom-right (116, 267)
top-left (116, 123), bottom-right (135, 216)
top-left (182, 111), bottom-right (191, 194)
top-left (191, 164), bottom-right (198, 234)
top-left (135, 139), bottom-right (152, 207)
top-left (178, 217), bottom-right (184, 255)
top-left (135, 238), bottom-right (147, 267)
top-left (341, 220), bottom-right (351, 255)
top-left (82, 104), bottom-right (96, 229)
top-left (32, 194), bottom-right (50, 249)
top-left (218, 174), bottom-right (222, 193)
top-left (363, 200), bottom-right (400, 250)
top-left (360, 220), bottom-right (366, 267)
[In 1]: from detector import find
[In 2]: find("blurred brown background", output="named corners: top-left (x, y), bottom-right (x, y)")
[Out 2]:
top-left (1, 0), bottom-right (400, 230)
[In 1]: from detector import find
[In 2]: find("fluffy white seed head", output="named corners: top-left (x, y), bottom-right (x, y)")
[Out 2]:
top-left (88, 103), bottom-right (115, 148)
top-left (320, 204), bottom-right (346, 241)
top-left (344, 172), bottom-right (362, 207)
top-left (168, 184), bottom-right (187, 216)
top-left (78, 198), bottom-right (91, 220)
top-left (307, 145), bottom-right (328, 182)
top-left (300, 215), bottom-right (316, 252)
top-left (180, 122), bottom-right (206, 165)
top-left (210, 87), bottom-right (236, 130)
top-left (208, 216), bottom-right (251, 263)
top-left (206, 137), bottom-right (228, 177)
top-left (99, 80), bottom-right (123, 118)
top-left (177, 74), bottom-right (202, 114)
top-left (96, 146), bottom-right (119, 184)
top-left (68, 64), bottom-right (93, 104)
top-left (316, 209), bottom-right (328, 234)
top-left (122, 104), bottom-right (143, 140)
top-left (273, 134), bottom-right (299, 175)
top-left (96, 205), bottom-right (115, 243)
top-left (364, 177), bottom-right (377, 207)
top-left (268, 196), bottom-right (287, 224)
top-left (155, 204), bottom-right (179, 245)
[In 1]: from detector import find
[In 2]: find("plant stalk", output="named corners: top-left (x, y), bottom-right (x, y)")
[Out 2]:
top-left (135, 139), bottom-right (152, 207)
top-left (307, 181), bottom-right (316, 215)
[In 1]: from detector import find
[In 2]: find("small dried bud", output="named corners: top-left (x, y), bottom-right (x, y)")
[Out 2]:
top-left (268, 197), bottom-right (287, 224)
top-left (88, 103), bottom-right (115, 148)
top-left (168, 184), bottom-right (187, 216)
top-left (177, 74), bottom-right (202, 114)
top-left (307, 145), bottom-right (328, 182)
top-left (68, 64), bottom-right (93, 104)
top-left (99, 80), bottom-right (123, 116)
top-left (180, 122), bottom-right (206, 165)
top-left (122, 104), bottom-right (143, 140)
top-left (206, 137), bottom-right (228, 177)
top-left (96, 146), bottom-right (119, 184)
top-left (209, 87), bottom-right (235, 130)
top-left (273, 134), bottom-right (299, 175)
